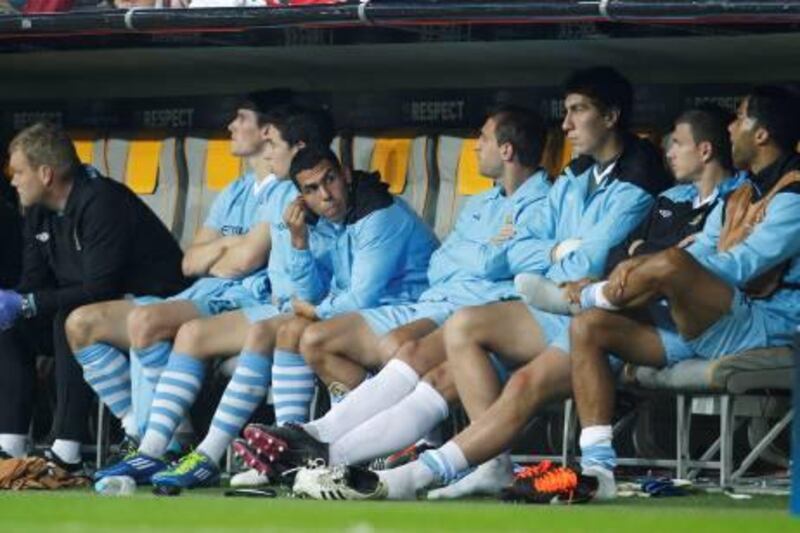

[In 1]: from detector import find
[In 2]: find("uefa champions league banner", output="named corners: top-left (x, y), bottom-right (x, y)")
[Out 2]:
top-left (0, 83), bottom-right (753, 137)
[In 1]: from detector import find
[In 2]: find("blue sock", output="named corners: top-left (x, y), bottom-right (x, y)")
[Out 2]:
top-left (75, 343), bottom-right (132, 422)
top-left (138, 353), bottom-right (205, 458)
top-left (271, 349), bottom-right (315, 426)
top-left (198, 351), bottom-right (272, 463)
top-left (132, 341), bottom-right (172, 387)
top-left (580, 444), bottom-right (617, 471)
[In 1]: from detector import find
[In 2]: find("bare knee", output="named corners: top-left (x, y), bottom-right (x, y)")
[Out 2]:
top-left (376, 331), bottom-right (407, 362)
top-left (173, 319), bottom-right (206, 354)
top-left (395, 338), bottom-right (440, 376)
top-left (298, 322), bottom-right (328, 360)
top-left (421, 363), bottom-right (456, 401)
top-left (245, 320), bottom-right (279, 353)
top-left (128, 306), bottom-right (168, 348)
top-left (443, 307), bottom-right (482, 349)
top-left (66, 305), bottom-right (102, 351)
top-left (276, 318), bottom-right (309, 351)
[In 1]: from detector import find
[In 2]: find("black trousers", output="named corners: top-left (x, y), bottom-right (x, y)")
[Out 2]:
top-left (0, 308), bottom-right (93, 442)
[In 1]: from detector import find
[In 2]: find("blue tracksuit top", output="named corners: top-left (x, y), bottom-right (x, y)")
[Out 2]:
top-left (498, 135), bottom-right (673, 284)
top-left (194, 172), bottom-right (280, 301)
top-left (687, 154), bottom-right (800, 333)
top-left (288, 173), bottom-right (439, 320)
top-left (418, 169), bottom-right (552, 305)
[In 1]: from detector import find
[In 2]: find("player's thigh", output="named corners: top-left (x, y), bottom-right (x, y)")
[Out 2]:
top-left (377, 318), bottom-right (439, 365)
top-left (301, 312), bottom-right (385, 368)
top-left (395, 327), bottom-right (447, 375)
top-left (450, 300), bottom-right (551, 366)
top-left (571, 309), bottom-right (666, 368)
top-left (176, 309), bottom-right (253, 358)
top-left (652, 249), bottom-right (734, 339)
top-left (128, 299), bottom-right (203, 341)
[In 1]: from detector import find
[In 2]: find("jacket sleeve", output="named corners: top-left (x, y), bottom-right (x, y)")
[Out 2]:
top-left (31, 195), bottom-right (134, 314)
top-left (545, 183), bottom-right (654, 283)
top-left (603, 199), bottom-right (658, 274)
top-left (314, 208), bottom-right (409, 320)
top-left (16, 212), bottom-right (55, 294)
top-left (487, 184), bottom-right (563, 279)
top-left (691, 192), bottom-right (800, 287)
top-left (287, 239), bottom-right (331, 305)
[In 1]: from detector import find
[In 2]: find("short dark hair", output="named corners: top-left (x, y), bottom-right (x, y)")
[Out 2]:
top-left (9, 122), bottom-right (81, 177)
top-left (563, 66), bottom-right (634, 130)
top-left (674, 104), bottom-right (734, 171)
top-left (745, 85), bottom-right (800, 152)
top-left (267, 104), bottom-right (335, 150)
top-left (237, 89), bottom-right (295, 127)
top-left (487, 104), bottom-right (547, 168)
top-left (289, 145), bottom-right (342, 189)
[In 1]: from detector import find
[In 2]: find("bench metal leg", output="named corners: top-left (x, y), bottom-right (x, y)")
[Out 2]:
top-left (720, 394), bottom-right (734, 487)
top-left (676, 394), bottom-right (691, 479)
top-left (95, 402), bottom-right (107, 469)
top-left (732, 408), bottom-right (793, 481)
top-left (561, 399), bottom-right (576, 466)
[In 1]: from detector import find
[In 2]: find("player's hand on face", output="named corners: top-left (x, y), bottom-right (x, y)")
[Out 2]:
top-left (291, 298), bottom-right (318, 321)
top-left (284, 198), bottom-right (309, 249)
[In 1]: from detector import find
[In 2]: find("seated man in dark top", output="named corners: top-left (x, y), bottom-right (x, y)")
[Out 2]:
top-left (0, 122), bottom-right (188, 471)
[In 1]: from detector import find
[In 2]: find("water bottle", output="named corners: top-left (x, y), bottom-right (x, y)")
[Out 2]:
top-left (95, 475), bottom-right (137, 496)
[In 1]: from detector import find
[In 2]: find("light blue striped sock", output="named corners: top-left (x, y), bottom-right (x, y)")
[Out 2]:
top-left (272, 349), bottom-right (315, 426)
top-left (75, 343), bottom-right (132, 421)
top-left (198, 351), bottom-right (272, 463)
top-left (131, 341), bottom-right (172, 388)
top-left (138, 353), bottom-right (205, 458)
top-left (580, 444), bottom-right (617, 471)
top-left (419, 442), bottom-right (469, 485)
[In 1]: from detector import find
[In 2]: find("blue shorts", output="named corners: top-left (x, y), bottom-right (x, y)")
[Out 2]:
top-left (242, 303), bottom-right (283, 324)
top-left (526, 305), bottom-right (571, 352)
top-left (134, 277), bottom-right (263, 317)
top-left (359, 301), bottom-right (459, 336)
top-left (488, 352), bottom-right (519, 385)
top-left (656, 289), bottom-right (793, 365)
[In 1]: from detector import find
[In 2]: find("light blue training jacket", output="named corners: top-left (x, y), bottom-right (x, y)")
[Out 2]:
top-left (288, 173), bottom-right (439, 320)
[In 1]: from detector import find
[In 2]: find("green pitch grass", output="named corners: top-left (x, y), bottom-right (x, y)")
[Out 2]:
top-left (0, 488), bottom-right (795, 532)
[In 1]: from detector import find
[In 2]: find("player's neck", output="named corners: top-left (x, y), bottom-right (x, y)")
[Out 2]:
top-left (592, 131), bottom-right (625, 168)
top-left (500, 165), bottom-right (537, 196)
top-left (249, 156), bottom-right (271, 182)
top-left (695, 163), bottom-right (727, 201)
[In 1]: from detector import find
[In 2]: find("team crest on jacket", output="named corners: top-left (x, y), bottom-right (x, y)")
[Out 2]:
top-left (35, 232), bottom-right (50, 243)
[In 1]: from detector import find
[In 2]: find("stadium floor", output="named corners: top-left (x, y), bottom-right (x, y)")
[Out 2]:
top-left (0, 488), bottom-right (793, 532)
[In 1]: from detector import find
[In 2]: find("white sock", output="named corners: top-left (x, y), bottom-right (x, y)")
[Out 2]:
top-left (427, 453), bottom-right (514, 500)
top-left (51, 439), bottom-right (81, 464)
top-left (579, 425), bottom-right (613, 449)
top-left (0, 434), bottom-right (28, 458)
top-left (377, 459), bottom-right (435, 500)
top-left (580, 281), bottom-right (619, 311)
top-left (329, 381), bottom-right (449, 465)
top-left (304, 359), bottom-right (419, 443)
top-left (121, 411), bottom-right (138, 438)
top-left (514, 273), bottom-right (573, 315)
